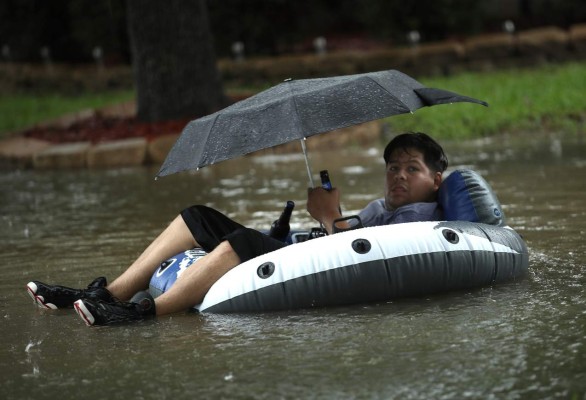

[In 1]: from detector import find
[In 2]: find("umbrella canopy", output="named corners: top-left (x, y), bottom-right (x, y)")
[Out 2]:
top-left (157, 69), bottom-right (487, 179)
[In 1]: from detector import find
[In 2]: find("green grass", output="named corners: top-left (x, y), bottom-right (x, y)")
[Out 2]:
top-left (1, 62), bottom-right (585, 140)
top-left (387, 62), bottom-right (586, 139)
top-left (0, 90), bottom-right (134, 137)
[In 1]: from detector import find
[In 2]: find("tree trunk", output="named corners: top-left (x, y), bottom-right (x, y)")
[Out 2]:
top-left (126, 0), bottom-right (227, 122)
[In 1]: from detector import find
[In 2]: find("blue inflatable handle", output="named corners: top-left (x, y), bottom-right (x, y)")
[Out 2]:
top-left (149, 249), bottom-right (207, 298)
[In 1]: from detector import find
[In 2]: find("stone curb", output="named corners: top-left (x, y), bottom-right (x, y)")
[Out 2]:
top-left (87, 138), bottom-right (147, 168)
top-left (0, 122), bottom-right (383, 171)
top-left (0, 137), bottom-right (52, 169)
top-left (33, 142), bottom-right (92, 169)
top-left (0, 136), bottom-right (179, 170)
top-left (147, 134), bottom-right (180, 165)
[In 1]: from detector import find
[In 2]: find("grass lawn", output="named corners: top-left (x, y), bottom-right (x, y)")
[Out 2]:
top-left (1, 62), bottom-right (584, 140)
top-left (0, 90), bottom-right (135, 137)
top-left (387, 62), bottom-right (586, 139)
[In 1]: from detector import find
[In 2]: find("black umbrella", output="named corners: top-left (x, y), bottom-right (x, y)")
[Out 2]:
top-left (157, 69), bottom-right (487, 184)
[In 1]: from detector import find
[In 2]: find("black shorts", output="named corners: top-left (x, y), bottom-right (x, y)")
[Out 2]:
top-left (180, 205), bottom-right (286, 263)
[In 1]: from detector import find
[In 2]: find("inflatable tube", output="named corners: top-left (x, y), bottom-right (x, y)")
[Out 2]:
top-left (149, 221), bottom-right (528, 313)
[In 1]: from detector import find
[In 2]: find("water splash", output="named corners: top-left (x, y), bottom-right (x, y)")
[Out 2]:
top-left (24, 340), bottom-right (42, 353)
top-left (23, 339), bottom-right (43, 378)
top-left (224, 372), bottom-right (235, 382)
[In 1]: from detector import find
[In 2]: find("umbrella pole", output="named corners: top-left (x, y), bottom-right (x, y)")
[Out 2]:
top-left (300, 139), bottom-right (315, 188)
top-left (301, 138), bottom-right (327, 233)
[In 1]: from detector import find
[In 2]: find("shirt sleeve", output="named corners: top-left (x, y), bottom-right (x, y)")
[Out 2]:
top-left (358, 200), bottom-right (442, 227)
top-left (358, 199), bottom-right (387, 227)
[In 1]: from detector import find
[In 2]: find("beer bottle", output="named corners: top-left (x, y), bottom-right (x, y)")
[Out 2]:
top-left (320, 170), bottom-right (332, 190)
top-left (269, 200), bottom-right (295, 241)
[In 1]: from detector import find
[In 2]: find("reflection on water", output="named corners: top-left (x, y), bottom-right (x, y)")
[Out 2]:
top-left (1, 133), bottom-right (585, 399)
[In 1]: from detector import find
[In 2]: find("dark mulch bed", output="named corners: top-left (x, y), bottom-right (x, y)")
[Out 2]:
top-left (23, 115), bottom-right (192, 144)
top-left (21, 94), bottom-right (252, 145)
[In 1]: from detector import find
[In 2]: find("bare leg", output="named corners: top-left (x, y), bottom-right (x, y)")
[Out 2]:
top-left (154, 240), bottom-right (240, 316)
top-left (107, 215), bottom-right (198, 300)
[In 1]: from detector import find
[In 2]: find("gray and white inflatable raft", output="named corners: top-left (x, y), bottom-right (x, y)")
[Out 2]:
top-left (149, 169), bottom-right (529, 313)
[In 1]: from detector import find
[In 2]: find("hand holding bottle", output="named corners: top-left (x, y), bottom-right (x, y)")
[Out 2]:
top-left (307, 170), bottom-right (343, 234)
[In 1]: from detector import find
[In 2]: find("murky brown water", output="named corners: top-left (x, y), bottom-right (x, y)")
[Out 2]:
top-left (1, 133), bottom-right (585, 399)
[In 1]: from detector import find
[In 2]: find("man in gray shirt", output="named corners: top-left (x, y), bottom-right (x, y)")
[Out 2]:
top-left (28, 132), bottom-right (448, 325)
top-left (308, 132), bottom-right (447, 232)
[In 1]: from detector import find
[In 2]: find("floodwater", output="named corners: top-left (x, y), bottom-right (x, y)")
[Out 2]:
top-left (1, 132), bottom-right (585, 399)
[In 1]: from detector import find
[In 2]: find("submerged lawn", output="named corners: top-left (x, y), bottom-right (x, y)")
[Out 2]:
top-left (1, 62), bottom-right (584, 140)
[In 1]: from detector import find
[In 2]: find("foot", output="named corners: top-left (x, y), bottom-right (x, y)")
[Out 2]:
top-left (74, 291), bottom-right (156, 326)
top-left (26, 277), bottom-right (113, 309)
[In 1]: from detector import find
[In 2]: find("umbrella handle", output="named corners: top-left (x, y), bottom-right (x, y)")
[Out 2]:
top-left (300, 139), bottom-right (315, 188)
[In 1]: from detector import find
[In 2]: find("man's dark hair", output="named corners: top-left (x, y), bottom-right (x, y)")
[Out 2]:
top-left (383, 132), bottom-right (448, 173)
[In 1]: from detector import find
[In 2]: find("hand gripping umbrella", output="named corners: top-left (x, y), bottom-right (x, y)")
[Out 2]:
top-left (156, 69), bottom-right (487, 185)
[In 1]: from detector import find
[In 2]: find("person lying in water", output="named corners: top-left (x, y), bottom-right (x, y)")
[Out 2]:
top-left (26, 131), bottom-right (448, 326)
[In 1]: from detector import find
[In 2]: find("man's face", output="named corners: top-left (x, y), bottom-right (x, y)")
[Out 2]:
top-left (384, 148), bottom-right (442, 210)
